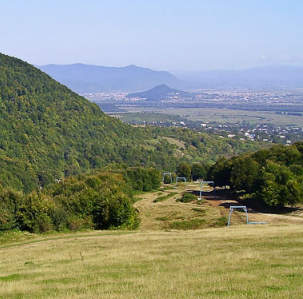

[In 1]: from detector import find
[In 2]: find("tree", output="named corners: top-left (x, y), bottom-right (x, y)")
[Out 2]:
top-left (176, 162), bottom-right (192, 181)
top-left (191, 163), bottom-right (207, 181)
top-left (208, 157), bottom-right (232, 187)
top-left (230, 156), bottom-right (259, 193)
top-left (254, 161), bottom-right (303, 207)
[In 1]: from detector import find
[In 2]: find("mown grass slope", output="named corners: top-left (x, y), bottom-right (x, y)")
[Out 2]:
top-left (1, 225), bottom-right (303, 298)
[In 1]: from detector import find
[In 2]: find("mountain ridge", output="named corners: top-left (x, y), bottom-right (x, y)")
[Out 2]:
top-left (40, 63), bottom-right (303, 92)
top-left (39, 63), bottom-right (181, 93)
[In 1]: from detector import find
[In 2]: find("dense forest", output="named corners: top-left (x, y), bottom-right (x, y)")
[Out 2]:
top-left (209, 142), bottom-right (303, 208)
top-left (0, 53), bottom-right (261, 193)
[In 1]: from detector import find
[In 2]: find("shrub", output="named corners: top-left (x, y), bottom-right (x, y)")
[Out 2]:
top-left (177, 193), bottom-right (197, 203)
top-left (0, 187), bottom-right (23, 231)
top-left (17, 192), bottom-right (54, 233)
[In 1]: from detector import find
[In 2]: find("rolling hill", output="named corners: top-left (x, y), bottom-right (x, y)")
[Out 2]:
top-left (39, 64), bottom-right (181, 93)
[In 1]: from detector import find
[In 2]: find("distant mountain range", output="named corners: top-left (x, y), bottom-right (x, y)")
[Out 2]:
top-left (127, 84), bottom-right (191, 101)
top-left (39, 64), bottom-right (303, 92)
top-left (178, 66), bottom-right (303, 90)
top-left (39, 64), bottom-right (181, 93)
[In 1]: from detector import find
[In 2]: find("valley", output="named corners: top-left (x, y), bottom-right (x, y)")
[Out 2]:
top-left (86, 88), bottom-right (303, 145)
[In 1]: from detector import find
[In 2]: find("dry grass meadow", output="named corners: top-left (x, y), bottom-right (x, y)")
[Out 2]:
top-left (1, 183), bottom-right (303, 298)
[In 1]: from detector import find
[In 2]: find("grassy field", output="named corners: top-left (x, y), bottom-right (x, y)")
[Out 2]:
top-left (1, 225), bottom-right (303, 298)
top-left (2, 184), bottom-right (303, 298)
top-left (162, 108), bottom-right (303, 126)
top-left (118, 107), bottom-right (303, 126)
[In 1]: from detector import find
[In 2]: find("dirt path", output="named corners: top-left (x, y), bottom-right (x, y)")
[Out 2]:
top-left (134, 183), bottom-right (303, 230)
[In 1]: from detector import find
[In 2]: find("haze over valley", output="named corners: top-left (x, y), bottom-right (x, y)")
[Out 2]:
top-left (40, 63), bottom-right (303, 93)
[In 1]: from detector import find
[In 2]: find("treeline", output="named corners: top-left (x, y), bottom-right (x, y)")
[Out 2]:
top-left (162, 162), bottom-right (210, 183)
top-left (0, 167), bottom-right (160, 233)
top-left (208, 142), bottom-right (303, 207)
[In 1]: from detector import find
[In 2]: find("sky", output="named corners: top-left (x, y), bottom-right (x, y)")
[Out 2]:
top-left (1, 0), bottom-right (303, 71)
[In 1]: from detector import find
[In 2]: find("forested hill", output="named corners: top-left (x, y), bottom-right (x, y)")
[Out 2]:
top-left (0, 53), bottom-right (139, 191)
top-left (0, 53), bottom-right (262, 192)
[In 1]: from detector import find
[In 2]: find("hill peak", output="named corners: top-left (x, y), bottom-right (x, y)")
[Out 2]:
top-left (127, 84), bottom-right (189, 101)
top-left (149, 84), bottom-right (175, 91)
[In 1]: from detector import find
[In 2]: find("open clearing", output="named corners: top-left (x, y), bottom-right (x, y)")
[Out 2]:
top-left (2, 184), bottom-right (303, 298)
top-left (134, 183), bottom-right (303, 230)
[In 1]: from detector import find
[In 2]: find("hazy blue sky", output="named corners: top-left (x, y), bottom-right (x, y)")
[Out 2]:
top-left (1, 0), bottom-right (303, 71)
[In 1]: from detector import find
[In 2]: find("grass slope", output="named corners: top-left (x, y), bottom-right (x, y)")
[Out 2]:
top-left (135, 184), bottom-right (228, 230)
top-left (134, 181), bottom-right (303, 233)
top-left (1, 225), bottom-right (303, 298)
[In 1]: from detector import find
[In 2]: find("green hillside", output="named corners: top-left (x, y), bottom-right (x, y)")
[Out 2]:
top-left (0, 53), bottom-right (138, 191)
top-left (0, 53), bottom-right (262, 192)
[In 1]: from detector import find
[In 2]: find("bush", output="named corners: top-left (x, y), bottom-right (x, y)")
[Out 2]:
top-left (177, 193), bottom-right (197, 203)
top-left (0, 187), bottom-right (23, 231)
top-left (17, 192), bottom-right (54, 233)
